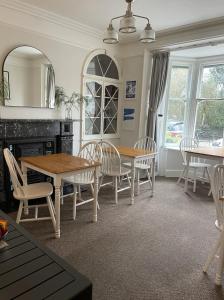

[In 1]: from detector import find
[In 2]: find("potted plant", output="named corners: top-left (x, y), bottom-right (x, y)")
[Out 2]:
top-left (55, 86), bottom-right (87, 119)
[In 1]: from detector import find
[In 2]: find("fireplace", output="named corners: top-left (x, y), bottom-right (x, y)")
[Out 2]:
top-left (0, 119), bottom-right (74, 212)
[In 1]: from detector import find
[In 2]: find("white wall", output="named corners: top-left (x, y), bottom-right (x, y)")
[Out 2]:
top-left (119, 55), bottom-right (144, 147)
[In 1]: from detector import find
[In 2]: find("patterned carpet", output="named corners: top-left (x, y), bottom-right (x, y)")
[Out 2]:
top-left (10, 178), bottom-right (224, 300)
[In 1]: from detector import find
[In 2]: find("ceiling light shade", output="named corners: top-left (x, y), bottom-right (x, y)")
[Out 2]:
top-left (103, 24), bottom-right (119, 44)
top-left (119, 16), bottom-right (136, 33)
top-left (139, 23), bottom-right (155, 43)
top-left (103, 0), bottom-right (155, 44)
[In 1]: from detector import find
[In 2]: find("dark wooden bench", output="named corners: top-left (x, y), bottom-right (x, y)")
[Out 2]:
top-left (0, 210), bottom-right (92, 300)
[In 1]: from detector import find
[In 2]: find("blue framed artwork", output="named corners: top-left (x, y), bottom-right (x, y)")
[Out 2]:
top-left (123, 108), bottom-right (135, 130)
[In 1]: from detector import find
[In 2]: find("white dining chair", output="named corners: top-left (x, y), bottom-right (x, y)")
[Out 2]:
top-left (203, 164), bottom-right (224, 285)
top-left (177, 137), bottom-right (210, 192)
top-left (62, 141), bottom-right (102, 220)
top-left (3, 148), bottom-right (56, 229)
top-left (123, 137), bottom-right (156, 194)
top-left (99, 140), bottom-right (131, 204)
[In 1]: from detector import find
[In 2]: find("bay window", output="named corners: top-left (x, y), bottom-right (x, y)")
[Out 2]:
top-left (163, 59), bottom-right (224, 148)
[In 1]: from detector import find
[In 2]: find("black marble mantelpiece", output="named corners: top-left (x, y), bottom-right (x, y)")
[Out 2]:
top-left (0, 119), bottom-right (75, 211)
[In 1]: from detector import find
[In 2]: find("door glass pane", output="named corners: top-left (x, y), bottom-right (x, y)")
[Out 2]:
top-left (195, 100), bottom-right (224, 146)
top-left (85, 81), bottom-right (102, 135)
top-left (103, 85), bottom-right (118, 134)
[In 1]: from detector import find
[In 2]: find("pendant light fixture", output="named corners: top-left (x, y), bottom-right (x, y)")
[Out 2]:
top-left (103, 0), bottom-right (155, 44)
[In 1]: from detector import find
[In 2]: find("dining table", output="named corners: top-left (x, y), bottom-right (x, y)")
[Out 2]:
top-left (116, 145), bottom-right (157, 204)
top-left (19, 153), bottom-right (101, 239)
top-left (184, 147), bottom-right (224, 192)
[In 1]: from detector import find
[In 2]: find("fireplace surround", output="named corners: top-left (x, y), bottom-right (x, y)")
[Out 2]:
top-left (0, 119), bottom-right (74, 212)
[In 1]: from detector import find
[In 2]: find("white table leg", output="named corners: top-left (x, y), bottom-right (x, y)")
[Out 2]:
top-left (21, 163), bottom-right (29, 215)
top-left (151, 156), bottom-right (155, 197)
top-left (131, 160), bottom-right (136, 205)
top-left (93, 167), bottom-right (99, 222)
top-left (54, 177), bottom-right (61, 239)
top-left (184, 152), bottom-right (190, 193)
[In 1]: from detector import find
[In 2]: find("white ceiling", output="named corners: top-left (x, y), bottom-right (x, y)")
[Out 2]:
top-left (20, 0), bottom-right (224, 33)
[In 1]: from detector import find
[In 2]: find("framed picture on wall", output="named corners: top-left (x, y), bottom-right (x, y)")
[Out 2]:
top-left (3, 71), bottom-right (10, 100)
top-left (122, 108), bottom-right (135, 131)
top-left (125, 80), bottom-right (136, 99)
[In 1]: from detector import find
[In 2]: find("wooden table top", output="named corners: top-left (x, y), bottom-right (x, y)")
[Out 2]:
top-left (186, 147), bottom-right (224, 158)
top-left (116, 146), bottom-right (156, 158)
top-left (19, 153), bottom-right (101, 174)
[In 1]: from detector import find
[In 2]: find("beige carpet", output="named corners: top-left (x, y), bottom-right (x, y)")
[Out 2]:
top-left (10, 178), bottom-right (224, 300)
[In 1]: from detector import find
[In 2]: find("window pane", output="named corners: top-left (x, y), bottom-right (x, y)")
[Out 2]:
top-left (165, 100), bottom-right (185, 146)
top-left (165, 66), bottom-right (189, 147)
top-left (195, 100), bottom-right (224, 146)
top-left (169, 66), bottom-right (189, 99)
top-left (199, 65), bottom-right (224, 99)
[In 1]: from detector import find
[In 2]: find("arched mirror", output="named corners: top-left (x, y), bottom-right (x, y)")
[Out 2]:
top-left (3, 46), bottom-right (55, 108)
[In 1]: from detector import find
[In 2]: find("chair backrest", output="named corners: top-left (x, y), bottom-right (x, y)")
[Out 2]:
top-left (3, 148), bottom-right (25, 197)
top-left (78, 141), bottom-right (102, 181)
top-left (179, 137), bottom-right (199, 164)
top-left (211, 164), bottom-right (224, 230)
top-left (98, 140), bottom-right (121, 175)
top-left (134, 137), bottom-right (156, 152)
top-left (134, 137), bottom-right (156, 166)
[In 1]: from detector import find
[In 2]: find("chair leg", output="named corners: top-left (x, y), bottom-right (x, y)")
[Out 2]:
top-left (60, 186), bottom-right (64, 205)
top-left (98, 176), bottom-right (104, 192)
top-left (193, 168), bottom-right (197, 193)
top-left (16, 201), bottom-right (23, 224)
top-left (146, 169), bottom-right (152, 188)
top-left (24, 200), bottom-right (29, 215)
top-left (127, 174), bottom-right (131, 187)
top-left (78, 185), bottom-right (81, 201)
top-left (73, 185), bottom-right (77, 220)
top-left (136, 170), bottom-right (140, 195)
top-left (203, 234), bottom-right (223, 273)
top-left (205, 167), bottom-right (212, 196)
top-left (47, 196), bottom-right (56, 230)
top-left (177, 166), bottom-right (186, 184)
top-left (91, 184), bottom-right (100, 209)
top-left (215, 233), bottom-right (224, 285)
top-left (115, 176), bottom-right (118, 204)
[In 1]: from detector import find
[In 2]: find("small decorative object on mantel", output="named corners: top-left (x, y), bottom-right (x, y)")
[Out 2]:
top-left (55, 86), bottom-right (87, 120)
top-left (0, 219), bottom-right (8, 250)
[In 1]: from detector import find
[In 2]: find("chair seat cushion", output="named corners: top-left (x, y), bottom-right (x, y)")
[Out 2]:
top-left (183, 162), bottom-right (210, 168)
top-left (14, 182), bottom-right (53, 200)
